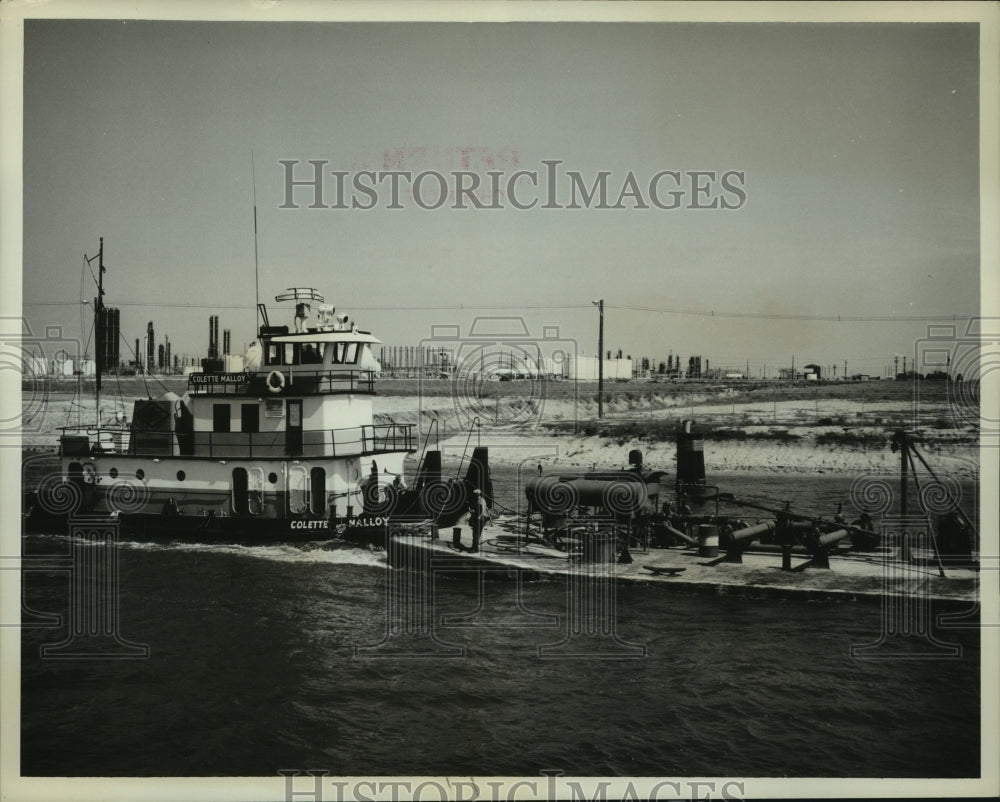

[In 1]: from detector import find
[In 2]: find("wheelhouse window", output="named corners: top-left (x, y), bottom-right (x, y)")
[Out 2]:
top-left (300, 343), bottom-right (323, 365)
top-left (263, 340), bottom-right (338, 366)
top-left (330, 342), bottom-right (360, 365)
top-left (213, 404), bottom-right (231, 433)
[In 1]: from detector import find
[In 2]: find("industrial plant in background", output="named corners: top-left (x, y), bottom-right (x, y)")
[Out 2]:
top-left (371, 345), bottom-right (895, 383)
top-left (199, 315), bottom-right (244, 374)
top-left (11, 238), bottom-right (932, 385)
top-left (96, 306), bottom-right (120, 374)
top-left (21, 295), bottom-right (908, 383)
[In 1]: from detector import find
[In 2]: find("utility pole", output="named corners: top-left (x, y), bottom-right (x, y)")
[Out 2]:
top-left (593, 299), bottom-right (604, 418)
top-left (96, 238), bottom-right (103, 425)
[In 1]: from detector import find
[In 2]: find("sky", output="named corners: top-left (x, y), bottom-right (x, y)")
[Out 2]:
top-left (19, 16), bottom-right (984, 376)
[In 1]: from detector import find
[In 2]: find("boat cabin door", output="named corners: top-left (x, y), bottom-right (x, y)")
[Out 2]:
top-left (310, 467), bottom-right (326, 517)
top-left (232, 467), bottom-right (264, 516)
top-left (287, 464), bottom-right (308, 515)
top-left (286, 400), bottom-right (303, 456)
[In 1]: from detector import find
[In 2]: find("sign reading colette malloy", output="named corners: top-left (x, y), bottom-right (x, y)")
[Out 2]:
top-left (189, 372), bottom-right (249, 385)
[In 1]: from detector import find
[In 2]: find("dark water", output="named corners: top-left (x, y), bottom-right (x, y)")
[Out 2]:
top-left (20, 473), bottom-right (982, 778)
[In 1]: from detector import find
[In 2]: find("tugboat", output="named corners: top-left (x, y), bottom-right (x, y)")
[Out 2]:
top-left (25, 270), bottom-right (426, 542)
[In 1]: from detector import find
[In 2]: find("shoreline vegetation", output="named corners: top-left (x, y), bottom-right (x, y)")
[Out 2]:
top-left (21, 375), bottom-right (979, 479)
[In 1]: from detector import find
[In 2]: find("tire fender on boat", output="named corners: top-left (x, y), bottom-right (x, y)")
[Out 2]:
top-left (266, 370), bottom-right (286, 393)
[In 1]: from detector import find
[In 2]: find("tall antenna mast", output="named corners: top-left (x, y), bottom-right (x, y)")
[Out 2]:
top-left (252, 151), bottom-right (261, 333)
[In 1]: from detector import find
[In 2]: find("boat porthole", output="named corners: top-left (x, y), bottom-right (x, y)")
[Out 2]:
top-left (176, 470), bottom-right (186, 481)
top-left (268, 472), bottom-right (278, 484)
top-left (109, 467), bottom-right (118, 479)
top-left (136, 469), bottom-right (145, 480)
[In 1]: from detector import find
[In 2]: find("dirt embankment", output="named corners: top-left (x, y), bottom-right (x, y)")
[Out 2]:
top-left (22, 377), bottom-right (979, 478)
top-left (373, 382), bottom-right (978, 478)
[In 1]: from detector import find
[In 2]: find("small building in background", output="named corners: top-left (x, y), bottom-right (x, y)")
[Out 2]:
top-left (566, 355), bottom-right (633, 381)
top-left (54, 356), bottom-right (74, 377)
top-left (25, 356), bottom-right (48, 377)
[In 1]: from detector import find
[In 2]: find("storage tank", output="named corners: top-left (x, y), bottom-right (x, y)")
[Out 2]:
top-left (525, 470), bottom-right (665, 525)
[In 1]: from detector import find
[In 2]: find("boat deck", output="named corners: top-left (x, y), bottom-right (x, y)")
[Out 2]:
top-left (388, 517), bottom-right (979, 605)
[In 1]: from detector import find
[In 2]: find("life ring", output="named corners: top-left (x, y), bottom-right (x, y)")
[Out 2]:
top-left (266, 369), bottom-right (286, 393)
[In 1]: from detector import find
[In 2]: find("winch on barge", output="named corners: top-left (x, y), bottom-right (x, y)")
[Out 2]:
top-left (25, 282), bottom-right (454, 541)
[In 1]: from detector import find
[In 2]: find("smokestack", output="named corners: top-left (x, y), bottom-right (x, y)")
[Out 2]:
top-left (146, 321), bottom-right (155, 373)
top-left (208, 315), bottom-right (221, 360)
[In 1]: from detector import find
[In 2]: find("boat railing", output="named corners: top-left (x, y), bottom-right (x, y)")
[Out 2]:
top-left (58, 424), bottom-right (132, 456)
top-left (59, 422), bottom-right (414, 459)
top-left (130, 422), bottom-right (415, 459)
top-left (187, 369), bottom-right (377, 395)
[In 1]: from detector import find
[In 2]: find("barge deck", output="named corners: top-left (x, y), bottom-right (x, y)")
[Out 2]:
top-left (387, 518), bottom-right (979, 606)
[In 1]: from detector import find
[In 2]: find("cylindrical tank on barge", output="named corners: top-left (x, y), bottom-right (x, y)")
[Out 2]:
top-left (525, 470), bottom-right (667, 522)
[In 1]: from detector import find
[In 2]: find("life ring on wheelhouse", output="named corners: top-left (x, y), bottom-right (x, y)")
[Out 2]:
top-left (266, 369), bottom-right (286, 393)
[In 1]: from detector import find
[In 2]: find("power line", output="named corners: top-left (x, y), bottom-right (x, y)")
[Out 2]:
top-left (22, 301), bottom-right (588, 311)
top-left (606, 304), bottom-right (966, 323)
top-left (23, 300), bottom-right (255, 309)
top-left (22, 299), bottom-right (971, 322)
